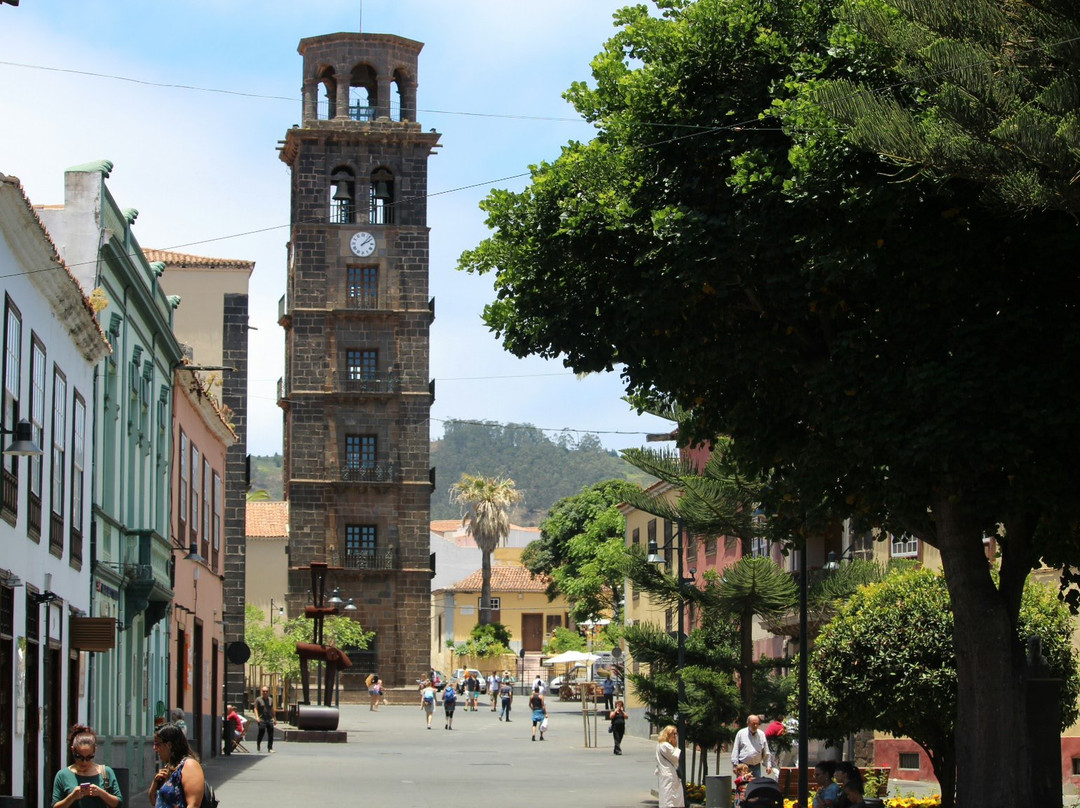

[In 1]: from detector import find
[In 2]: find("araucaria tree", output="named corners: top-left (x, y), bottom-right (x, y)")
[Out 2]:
top-left (458, 1), bottom-right (1080, 804)
top-left (810, 568), bottom-right (1080, 808)
top-left (450, 473), bottom-right (523, 625)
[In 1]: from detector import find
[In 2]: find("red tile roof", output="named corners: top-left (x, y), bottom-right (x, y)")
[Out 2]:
top-left (246, 501), bottom-right (288, 538)
top-left (449, 566), bottom-right (549, 593)
top-left (143, 248), bottom-right (255, 271)
top-left (430, 519), bottom-right (463, 533)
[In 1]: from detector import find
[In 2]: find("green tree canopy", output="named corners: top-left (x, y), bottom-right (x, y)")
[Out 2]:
top-left (810, 568), bottom-right (1080, 808)
top-left (815, 0), bottom-right (1080, 213)
top-left (450, 623), bottom-right (513, 659)
top-left (458, 1), bottom-right (1080, 801)
top-left (245, 604), bottom-right (374, 682)
top-left (524, 479), bottom-right (640, 623)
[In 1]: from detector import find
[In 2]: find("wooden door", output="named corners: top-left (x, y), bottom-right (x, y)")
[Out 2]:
top-left (521, 614), bottom-right (544, 652)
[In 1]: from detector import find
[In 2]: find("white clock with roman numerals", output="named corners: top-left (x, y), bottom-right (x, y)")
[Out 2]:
top-left (350, 231), bottom-right (376, 257)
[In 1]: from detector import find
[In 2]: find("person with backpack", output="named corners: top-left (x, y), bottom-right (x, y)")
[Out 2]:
top-left (420, 680), bottom-right (437, 729)
top-left (149, 723), bottom-right (205, 808)
top-left (442, 677), bottom-right (458, 729)
top-left (51, 724), bottom-right (123, 808)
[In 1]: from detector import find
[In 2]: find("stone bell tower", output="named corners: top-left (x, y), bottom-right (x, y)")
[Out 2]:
top-left (278, 33), bottom-right (440, 687)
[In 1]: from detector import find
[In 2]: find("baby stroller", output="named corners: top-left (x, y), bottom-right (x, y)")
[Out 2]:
top-left (741, 777), bottom-right (783, 808)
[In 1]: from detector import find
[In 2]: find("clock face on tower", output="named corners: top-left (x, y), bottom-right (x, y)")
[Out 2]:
top-left (350, 231), bottom-right (376, 257)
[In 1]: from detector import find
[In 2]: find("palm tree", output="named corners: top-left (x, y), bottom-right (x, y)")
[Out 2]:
top-left (449, 474), bottom-right (523, 626)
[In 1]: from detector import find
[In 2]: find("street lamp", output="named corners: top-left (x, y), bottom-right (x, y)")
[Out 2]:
top-left (1, 419), bottom-right (43, 457)
top-left (647, 519), bottom-right (693, 807)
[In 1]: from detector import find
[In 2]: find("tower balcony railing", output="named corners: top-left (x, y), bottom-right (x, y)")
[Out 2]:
top-left (331, 547), bottom-right (399, 571)
top-left (337, 461), bottom-right (397, 484)
top-left (349, 104), bottom-right (376, 122)
top-left (337, 372), bottom-right (397, 395)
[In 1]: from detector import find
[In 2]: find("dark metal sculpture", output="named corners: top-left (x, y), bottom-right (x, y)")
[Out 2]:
top-left (294, 562), bottom-right (352, 730)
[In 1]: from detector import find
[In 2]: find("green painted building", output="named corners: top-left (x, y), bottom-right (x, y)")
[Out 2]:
top-left (38, 161), bottom-right (183, 788)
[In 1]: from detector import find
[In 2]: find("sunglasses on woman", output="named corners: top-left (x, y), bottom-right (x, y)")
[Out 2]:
top-left (73, 753), bottom-right (95, 762)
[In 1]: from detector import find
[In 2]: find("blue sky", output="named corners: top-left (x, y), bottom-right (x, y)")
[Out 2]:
top-left (0, 1), bottom-right (675, 456)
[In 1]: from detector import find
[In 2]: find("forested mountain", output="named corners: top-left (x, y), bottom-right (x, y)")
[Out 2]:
top-left (430, 419), bottom-right (652, 526)
top-left (249, 420), bottom-right (653, 525)
top-left (249, 454), bottom-right (284, 500)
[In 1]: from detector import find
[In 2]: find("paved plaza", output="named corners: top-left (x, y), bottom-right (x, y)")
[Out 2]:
top-left (202, 701), bottom-right (659, 808)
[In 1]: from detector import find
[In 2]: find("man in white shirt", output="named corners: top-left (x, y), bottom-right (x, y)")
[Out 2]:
top-left (731, 714), bottom-right (772, 778)
top-left (533, 676), bottom-right (546, 695)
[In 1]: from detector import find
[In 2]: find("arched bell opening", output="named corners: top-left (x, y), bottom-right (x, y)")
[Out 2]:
top-left (330, 167), bottom-right (356, 224)
top-left (317, 66), bottom-right (337, 120)
top-left (349, 63), bottom-right (377, 122)
top-left (369, 168), bottom-right (394, 225)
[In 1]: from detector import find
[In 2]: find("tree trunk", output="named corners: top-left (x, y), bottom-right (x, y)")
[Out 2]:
top-left (480, 549), bottom-right (492, 626)
top-left (933, 492), bottom-right (1028, 808)
top-left (740, 608), bottom-right (754, 711)
top-left (924, 742), bottom-right (956, 808)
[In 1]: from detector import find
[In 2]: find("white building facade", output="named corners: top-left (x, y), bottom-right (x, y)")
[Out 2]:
top-left (0, 172), bottom-right (110, 808)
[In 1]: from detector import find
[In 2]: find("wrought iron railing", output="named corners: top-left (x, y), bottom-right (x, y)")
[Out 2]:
top-left (338, 461), bottom-right (396, 483)
top-left (338, 373), bottom-right (397, 394)
top-left (345, 291), bottom-right (380, 310)
top-left (333, 548), bottom-right (398, 571)
top-left (349, 104), bottom-right (376, 122)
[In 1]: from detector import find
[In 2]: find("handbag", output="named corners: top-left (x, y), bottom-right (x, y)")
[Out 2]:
top-left (540, 716), bottom-right (549, 732)
top-left (608, 722), bottom-right (614, 733)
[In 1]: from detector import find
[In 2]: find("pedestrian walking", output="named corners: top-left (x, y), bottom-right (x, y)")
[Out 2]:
top-left (498, 677), bottom-right (513, 721)
top-left (489, 671), bottom-right (500, 711)
top-left (254, 685), bottom-right (276, 753)
top-left (655, 725), bottom-right (684, 807)
top-left (609, 699), bottom-right (627, 755)
top-left (466, 672), bottom-right (479, 711)
top-left (602, 673), bottom-right (616, 711)
top-left (51, 724), bottom-right (123, 808)
top-left (420, 680), bottom-right (437, 729)
top-left (529, 686), bottom-right (547, 741)
top-left (442, 678), bottom-right (457, 729)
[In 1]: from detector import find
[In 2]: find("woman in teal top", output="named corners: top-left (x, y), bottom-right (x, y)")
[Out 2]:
top-left (51, 725), bottom-right (123, 808)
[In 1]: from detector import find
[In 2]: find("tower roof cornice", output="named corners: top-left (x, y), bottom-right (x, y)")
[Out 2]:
top-left (298, 32), bottom-right (424, 55)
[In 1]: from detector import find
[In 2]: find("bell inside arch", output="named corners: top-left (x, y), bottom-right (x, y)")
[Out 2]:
top-left (374, 181), bottom-right (392, 198)
top-left (333, 182), bottom-right (353, 201)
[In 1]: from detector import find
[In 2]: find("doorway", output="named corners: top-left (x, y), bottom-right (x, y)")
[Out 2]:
top-left (521, 614), bottom-right (543, 653)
